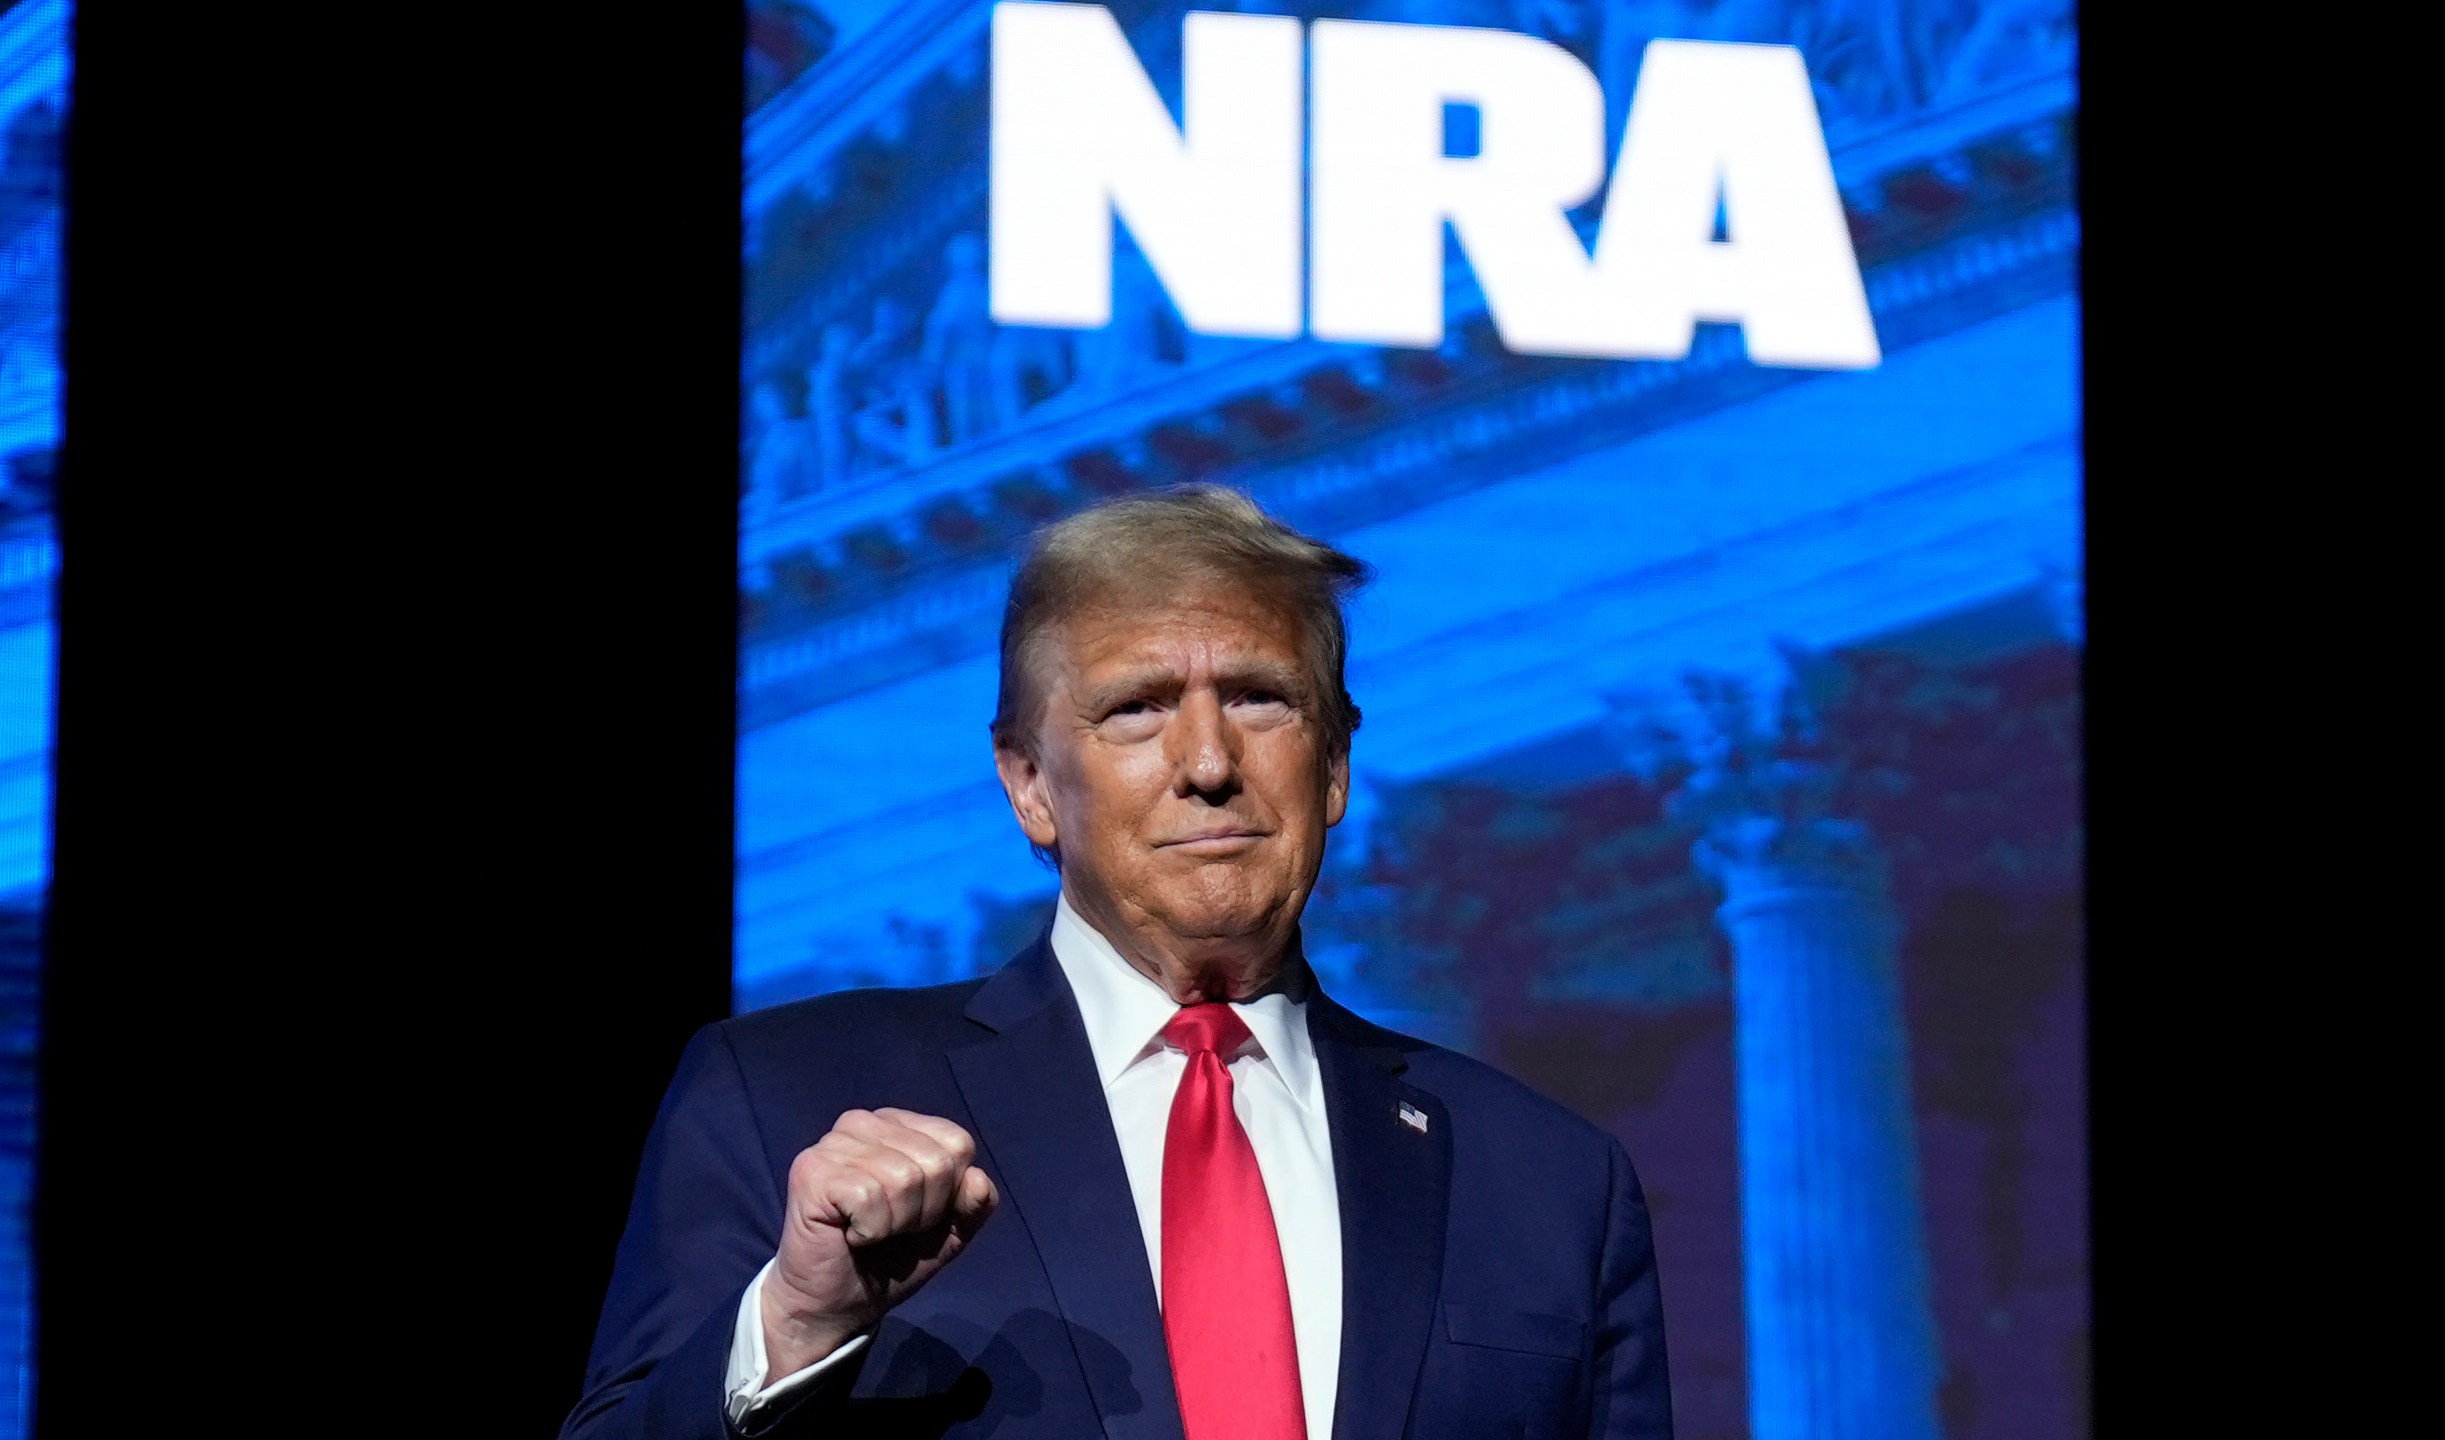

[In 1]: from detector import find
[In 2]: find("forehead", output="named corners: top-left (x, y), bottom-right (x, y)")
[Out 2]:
top-left (1051, 583), bottom-right (1307, 674)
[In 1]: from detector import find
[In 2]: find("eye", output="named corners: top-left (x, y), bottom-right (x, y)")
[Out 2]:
top-left (1098, 697), bottom-right (1166, 730)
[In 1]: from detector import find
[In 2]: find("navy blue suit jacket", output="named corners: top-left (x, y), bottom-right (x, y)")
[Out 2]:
top-left (563, 940), bottom-right (1673, 1439)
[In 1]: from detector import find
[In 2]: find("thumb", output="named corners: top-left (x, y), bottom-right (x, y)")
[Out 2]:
top-left (950, 1165), bottom-right (998, 1238)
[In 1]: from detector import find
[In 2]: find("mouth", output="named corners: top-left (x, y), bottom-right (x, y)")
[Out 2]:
top-left (1156, 828), bottom-right (1268, 854)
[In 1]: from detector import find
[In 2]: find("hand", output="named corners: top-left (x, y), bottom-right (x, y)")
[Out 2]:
top-left (759, 1108), bottom-right (1000, 1379)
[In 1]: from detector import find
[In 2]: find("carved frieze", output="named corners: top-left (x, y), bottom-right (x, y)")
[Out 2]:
top-left (733, 1), bottom-right (2079, 731)
top-left (741, 196), bottom-right (2076, 728)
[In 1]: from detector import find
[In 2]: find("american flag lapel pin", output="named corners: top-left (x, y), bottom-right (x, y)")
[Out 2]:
top-left (1397, 1101), bottom-right (1429, 1134)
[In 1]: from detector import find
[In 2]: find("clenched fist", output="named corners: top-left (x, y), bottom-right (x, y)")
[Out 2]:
top-left (760, 1108), bottom-right (1001, 1379)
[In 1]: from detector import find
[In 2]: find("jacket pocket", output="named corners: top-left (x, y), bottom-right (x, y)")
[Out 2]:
top-left (1441, 1303), bottom-right (1588, 1360)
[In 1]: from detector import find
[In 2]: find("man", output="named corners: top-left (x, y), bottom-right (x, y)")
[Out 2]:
top-left (564, 486), bottom-right (1673, 1439)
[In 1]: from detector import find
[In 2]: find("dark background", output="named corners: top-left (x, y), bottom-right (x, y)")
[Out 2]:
top-left (27, 3), bottom-right (2278, 1434)
top-left (40, 8), bottom-right (741, 1435)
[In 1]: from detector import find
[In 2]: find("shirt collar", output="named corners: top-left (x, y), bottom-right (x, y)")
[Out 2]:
top-left (1047, 891), bottom-right (1322, 1113)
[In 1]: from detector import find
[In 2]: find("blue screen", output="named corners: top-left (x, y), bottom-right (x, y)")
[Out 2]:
top-left (0, 0), bottom-right (66, 1429)
top-left (738, 3), bottom-right (2084, 1434)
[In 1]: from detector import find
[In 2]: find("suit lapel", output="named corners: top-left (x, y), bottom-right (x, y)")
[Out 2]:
top-left (947, 940), bottom-right (1186, 1440)
top-left (1311, 996), bottom-right (1451, 1440)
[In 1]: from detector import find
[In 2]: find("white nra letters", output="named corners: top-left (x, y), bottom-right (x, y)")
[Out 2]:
top-left (989, 2), bottom-right (1881, 371)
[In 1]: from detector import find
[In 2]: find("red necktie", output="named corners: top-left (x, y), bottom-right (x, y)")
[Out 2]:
top-left (1161, 1003), bottom-right (1307, 1440)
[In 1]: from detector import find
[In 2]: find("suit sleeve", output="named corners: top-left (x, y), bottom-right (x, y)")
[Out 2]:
top-left (559, 1024), bottom-right (865, 1440)
top-left (1589, 1139), bottom-right (1675, 1439)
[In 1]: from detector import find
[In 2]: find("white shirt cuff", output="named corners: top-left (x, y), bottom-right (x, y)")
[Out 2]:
top-left (723, 1258), bottom-right (872, 1428)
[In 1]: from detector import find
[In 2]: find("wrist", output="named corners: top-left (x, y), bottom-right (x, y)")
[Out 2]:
top-left (758, 1278), bottom-right (868, 1379)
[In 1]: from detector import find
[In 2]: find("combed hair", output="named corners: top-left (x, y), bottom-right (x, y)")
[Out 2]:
top-left (990, 485), bottom-right (1370, 757)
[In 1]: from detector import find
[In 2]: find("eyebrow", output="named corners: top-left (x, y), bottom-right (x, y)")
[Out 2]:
top-left (1215, 657), bottom-right (1306, 695)
top-left (1078, 657), bottom-right (1308, 712)
top-left (1079, 666), bottom-right (1181, 712)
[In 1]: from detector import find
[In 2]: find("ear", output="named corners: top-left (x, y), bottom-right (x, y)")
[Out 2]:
top-left (994, 738), bottom-right (1062, 850)
top-left (1323, 747), bottom-right (1351, 828)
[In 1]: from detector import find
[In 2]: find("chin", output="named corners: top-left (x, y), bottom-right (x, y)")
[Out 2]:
top-left (1147, 886), bottom-right (1286, 944)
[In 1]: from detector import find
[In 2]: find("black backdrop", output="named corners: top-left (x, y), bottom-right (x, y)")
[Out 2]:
top-left (25, 3), bottom-right (2300, 1434)
top-left (40, 7), bottom-right (741, 1435)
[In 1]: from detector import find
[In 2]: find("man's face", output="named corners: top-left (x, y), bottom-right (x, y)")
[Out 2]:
top-left (993, 581), bottom-right (1349, 999)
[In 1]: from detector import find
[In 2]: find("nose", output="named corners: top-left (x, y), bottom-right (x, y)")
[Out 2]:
top-left (1169, 689), bottom-right (1241, 801)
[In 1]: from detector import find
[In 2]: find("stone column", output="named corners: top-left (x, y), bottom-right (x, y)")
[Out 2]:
top-left (1689, 758), bottom-right (1943, 1440)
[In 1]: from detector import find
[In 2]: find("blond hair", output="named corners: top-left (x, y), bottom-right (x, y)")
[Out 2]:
top-left (990, 485), bottom-right (1370, 756)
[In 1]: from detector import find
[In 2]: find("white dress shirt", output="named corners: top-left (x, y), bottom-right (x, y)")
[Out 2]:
top-left (725, 895), bottom-right (1344, 1438)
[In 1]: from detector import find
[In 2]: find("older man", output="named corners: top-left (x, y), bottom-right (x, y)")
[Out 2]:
top-left (564, 486), bottom-right (1673, 1439)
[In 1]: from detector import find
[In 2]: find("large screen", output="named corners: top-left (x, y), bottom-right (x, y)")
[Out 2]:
top-left (737, 2), bottom-right (2084, 1434)
top-left (0, 0), bottom-right (65, 1430)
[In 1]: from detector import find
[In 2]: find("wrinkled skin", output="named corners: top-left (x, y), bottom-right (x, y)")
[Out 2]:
top-left (993, 582), bottom-right (1350, 1002)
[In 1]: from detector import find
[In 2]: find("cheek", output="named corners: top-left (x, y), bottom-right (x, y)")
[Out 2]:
top-left (1056, 744), bottom-right (1172, 831)
top-left (1244, 736), bottom-right (1330, 816)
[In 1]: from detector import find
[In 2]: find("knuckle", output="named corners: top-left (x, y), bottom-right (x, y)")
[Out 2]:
top-left (905, 1112), bottom-right (974, 1156)
top-left (875, 1153), bottom-right (925, 1194)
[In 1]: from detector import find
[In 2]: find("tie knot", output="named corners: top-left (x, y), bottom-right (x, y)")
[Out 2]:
top-left (1164, 1002), bottom-right (1254, 1058)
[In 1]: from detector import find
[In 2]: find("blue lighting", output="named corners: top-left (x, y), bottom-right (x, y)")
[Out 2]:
top-left (737, 4), bottom-right (2085, 1435)
top-left (0, 0), bottom-right (67, 1430)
